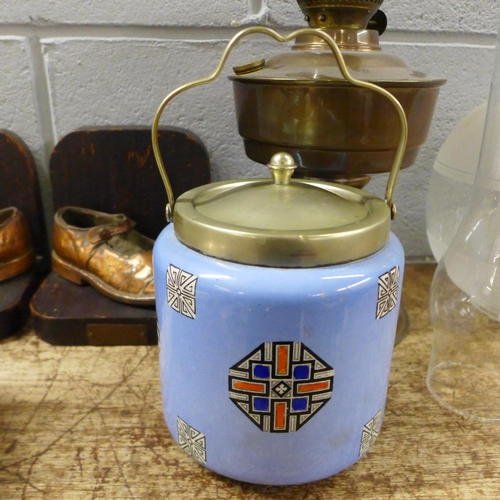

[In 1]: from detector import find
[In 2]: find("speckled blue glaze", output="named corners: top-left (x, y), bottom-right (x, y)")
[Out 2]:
top-left (154, 223), bottom-right (404, 485)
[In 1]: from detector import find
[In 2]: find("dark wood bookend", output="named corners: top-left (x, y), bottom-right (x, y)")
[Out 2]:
top-left (0, 131), bottom-right (48, 339)
top-left (30, 127), bottom-right (211, 345)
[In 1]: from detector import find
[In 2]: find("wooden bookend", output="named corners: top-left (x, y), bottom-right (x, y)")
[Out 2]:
top-left (0, 131), bottom-right (48, 339)
top-left (30, 127), bottom-right (211, 345)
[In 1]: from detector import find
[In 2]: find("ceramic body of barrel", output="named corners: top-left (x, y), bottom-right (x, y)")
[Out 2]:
top-left (154, 225), bottom-right (404, 485)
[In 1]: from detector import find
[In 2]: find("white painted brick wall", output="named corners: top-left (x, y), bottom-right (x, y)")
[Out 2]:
top-left (0, 0), bottom-right (497, 257)
top-left (0, 1), bottom-right (246, 26)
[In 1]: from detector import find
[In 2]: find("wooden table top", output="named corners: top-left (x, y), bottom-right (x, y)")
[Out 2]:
top-left (1, 263), bottom-right (499, 499)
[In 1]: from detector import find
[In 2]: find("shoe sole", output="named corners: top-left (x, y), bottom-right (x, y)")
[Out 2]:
top-left (51, 250), bottom-right (155, 307)
top-left (0, 250), bottom-right (36, 282)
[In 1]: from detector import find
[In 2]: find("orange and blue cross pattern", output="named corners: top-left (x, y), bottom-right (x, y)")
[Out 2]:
top-left (228, 342), bottom-right (334, 433)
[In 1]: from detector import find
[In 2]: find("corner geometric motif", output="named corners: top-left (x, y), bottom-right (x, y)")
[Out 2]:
top-left (359, 409), bottom-right (382, 457)
top-left (167, 264), bottom-right (198, 320)
top-left (229, 342), bottom-right (334, 433)
top-left (177, 416), bottom-right (207, 465)
top-left (376, 265), bottom-right (400, 320)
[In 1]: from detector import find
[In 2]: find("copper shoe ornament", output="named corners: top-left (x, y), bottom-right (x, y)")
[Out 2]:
top-left (0, 207), bottom-right (36, 282)
top-left (52, 207), bottom-right (155, 306)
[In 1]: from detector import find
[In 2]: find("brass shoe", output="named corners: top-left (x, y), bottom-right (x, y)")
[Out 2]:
top-left (0, 207), bottom-right (36, 282)
top-left (52, 207), bottom-right (155, 306)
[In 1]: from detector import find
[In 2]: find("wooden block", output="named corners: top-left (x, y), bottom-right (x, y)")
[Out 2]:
top-left (50, 126), bottom-right (211, 239)
top-left (31, 273), bottom-right (157, 346)
top-left (30, 127), bottom-right (211, 345)
top-left (0, 131), bottom-right (48, 338)
top-left (0, 268), bottom-right (43, 339)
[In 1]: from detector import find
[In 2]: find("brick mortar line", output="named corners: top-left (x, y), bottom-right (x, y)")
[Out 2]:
top-left (0, 24), bottom-right (495, 46)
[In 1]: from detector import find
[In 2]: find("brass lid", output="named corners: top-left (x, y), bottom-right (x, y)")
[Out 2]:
top-left (173, 153), bottom-right (391, 268)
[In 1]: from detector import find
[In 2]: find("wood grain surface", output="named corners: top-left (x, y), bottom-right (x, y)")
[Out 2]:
top-left (1, 264), bottom-right (500, 499)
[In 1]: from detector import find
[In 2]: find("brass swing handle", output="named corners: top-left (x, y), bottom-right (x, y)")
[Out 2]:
top-left (151, 26), bottom-right (408, 222)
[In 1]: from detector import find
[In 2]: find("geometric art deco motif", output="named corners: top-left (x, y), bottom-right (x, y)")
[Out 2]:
top-left (229, 342), bottom-right (334, 433)
top-left (167, 264), bottom-right (198, 320)
top-left (177, 416), bottom-right (207, 465)
top-left (359, 409), bottom-right (382, 457)
top-left (376, 265), bottom-right (400, 320)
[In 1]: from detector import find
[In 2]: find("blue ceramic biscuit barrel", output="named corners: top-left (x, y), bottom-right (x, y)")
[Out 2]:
top-left (154, 153), bottom-right (404, 485)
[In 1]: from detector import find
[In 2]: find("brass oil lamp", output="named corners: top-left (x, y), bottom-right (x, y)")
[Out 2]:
top-left (230, 0), bottom-right (446, 186)
top-left (152, 0), bottom-right (444, 345)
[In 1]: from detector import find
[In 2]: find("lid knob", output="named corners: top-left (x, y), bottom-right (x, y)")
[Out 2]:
top-left (267, 152), bottom-right (297, 185)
